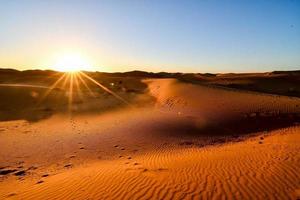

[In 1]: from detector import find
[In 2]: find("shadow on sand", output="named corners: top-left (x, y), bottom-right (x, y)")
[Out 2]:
top-left (145, 112), bottom-right (300, 146)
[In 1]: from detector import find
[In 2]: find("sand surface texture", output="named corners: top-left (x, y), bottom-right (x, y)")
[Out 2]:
top-left (0, 79), bottom-right (299, 199)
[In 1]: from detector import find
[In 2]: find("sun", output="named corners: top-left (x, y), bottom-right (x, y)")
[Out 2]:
top-left (52, 53), bottom-right (92, 72)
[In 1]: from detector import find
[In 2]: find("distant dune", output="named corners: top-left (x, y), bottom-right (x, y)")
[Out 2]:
top-left (1, 68), bottom-right (299, 97)
top-left (0, 69), bottom-right (299, 199)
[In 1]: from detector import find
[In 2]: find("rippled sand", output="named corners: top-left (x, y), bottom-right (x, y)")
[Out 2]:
top-left (0, 79), bottom-right (299, 199)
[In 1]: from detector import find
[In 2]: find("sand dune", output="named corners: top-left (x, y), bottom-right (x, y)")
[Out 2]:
top-left (0, 78), bottom-right (299, 199)
top-left (1, 124), bottom-right (299, 199)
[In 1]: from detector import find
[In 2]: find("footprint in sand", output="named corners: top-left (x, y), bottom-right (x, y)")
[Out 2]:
top-left (6, 193), bottom-right (17, 198)
top-left (64, 164), bottom-right (73, 168)
top-left (14, 170), bottom-right (26, 176)
top-left (156, 168), bottom-right (168, 172)
top-left (36, 180), bottom-right (44, 184)
top-left (0, 169), bottom-right (17, 175)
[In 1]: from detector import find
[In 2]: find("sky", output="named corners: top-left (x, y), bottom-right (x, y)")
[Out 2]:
top-left (0, 0), bottom-right (299, 73)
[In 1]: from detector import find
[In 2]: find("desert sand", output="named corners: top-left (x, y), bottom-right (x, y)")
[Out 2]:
top-left (0, 73), bottom-right (299, 199)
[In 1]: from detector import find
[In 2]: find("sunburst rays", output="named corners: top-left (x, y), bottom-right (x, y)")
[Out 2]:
top-left (38, 71), bottom-right (131, 114)
top-left (38, 73), bottom-right (66, 104)
top-left (77, 72), bottom-right (95, 97)
top-left (68, 73), bottom-right (74, 112)
top-left (79, 72), bottom-right (131, 106)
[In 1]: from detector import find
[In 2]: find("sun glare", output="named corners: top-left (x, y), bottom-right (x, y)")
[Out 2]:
top-left (52, 53), bottom-right (92, 72)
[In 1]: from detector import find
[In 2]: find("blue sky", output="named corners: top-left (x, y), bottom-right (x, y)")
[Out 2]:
top-left (0, 0), bottom-right (299, 72)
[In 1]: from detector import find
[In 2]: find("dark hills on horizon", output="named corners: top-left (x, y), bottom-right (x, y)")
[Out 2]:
top-left (1, 68), bottom-right (300, 98)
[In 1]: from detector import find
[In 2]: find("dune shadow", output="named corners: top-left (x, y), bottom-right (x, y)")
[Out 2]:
top-left (0, 80), bottom-right (152, 122)
top-left (147, 112), bottom-right (300, 143)
top-left (0, 86), bottom-right (67, 122)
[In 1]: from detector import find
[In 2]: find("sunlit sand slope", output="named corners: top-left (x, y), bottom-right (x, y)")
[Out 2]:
top-left (1, 127), bottom-right (299, 199)
top-left (147, 78), bottom-right (299, 119)
top-left (0, 79), bottom-right (299, 199)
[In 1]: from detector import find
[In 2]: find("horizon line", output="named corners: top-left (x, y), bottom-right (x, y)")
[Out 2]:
top-left (1, 66), bottom-right (300, 74)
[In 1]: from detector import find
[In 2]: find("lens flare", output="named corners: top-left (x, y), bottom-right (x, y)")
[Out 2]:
top-left (39, 70), bottom-right (132, 114)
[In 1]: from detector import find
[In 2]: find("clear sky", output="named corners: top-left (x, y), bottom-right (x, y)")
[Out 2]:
top-left (0, 0), bottom-right (299, 73)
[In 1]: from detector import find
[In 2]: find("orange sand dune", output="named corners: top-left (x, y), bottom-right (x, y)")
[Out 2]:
top-left (0, 79), bottom-right (299, 199)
